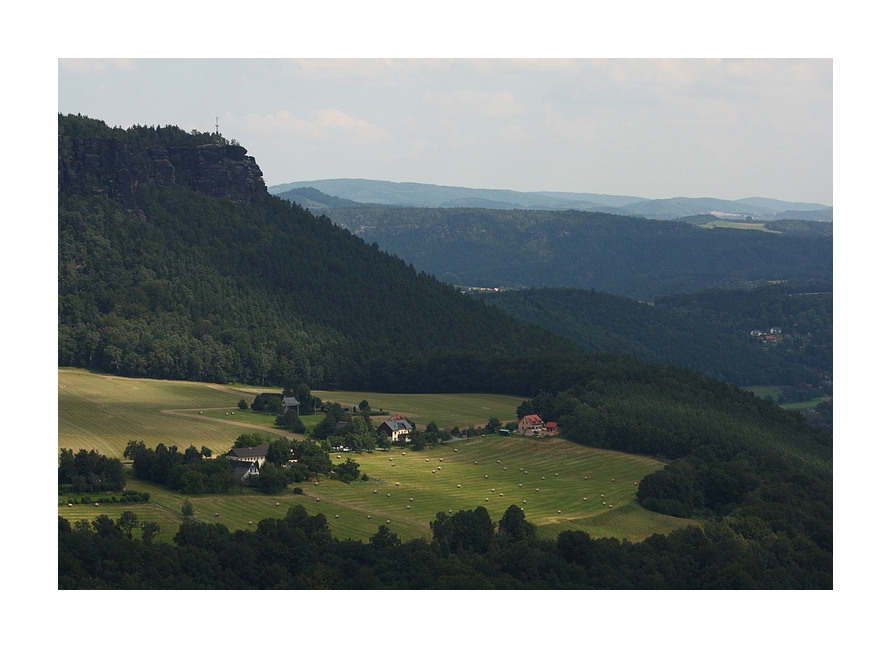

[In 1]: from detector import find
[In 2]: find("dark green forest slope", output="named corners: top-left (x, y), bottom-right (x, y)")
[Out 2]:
top-left (478, 283), bottom-right (831, 387)
top-left (304, 205), bottom-right (832, 299)
top-left (58, 115), bottom-right (578, 388)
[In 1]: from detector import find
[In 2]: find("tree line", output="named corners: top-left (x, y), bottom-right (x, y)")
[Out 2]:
top-left (58, 499), bottom-right (830, 588)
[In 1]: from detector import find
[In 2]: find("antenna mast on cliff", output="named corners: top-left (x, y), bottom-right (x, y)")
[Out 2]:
top-left (215, 117), bottom-right (220, 137)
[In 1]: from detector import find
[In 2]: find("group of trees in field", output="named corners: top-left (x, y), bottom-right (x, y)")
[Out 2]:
top-left (58, 448), bottom-right (126, 492)
top-left (124, 441), bottom-right (236, 494)
top-left (121, 434), bottom-right (360, 496)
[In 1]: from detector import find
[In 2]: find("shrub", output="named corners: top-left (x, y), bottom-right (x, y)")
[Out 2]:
top-left (293, 487), bottom-right (303, 494)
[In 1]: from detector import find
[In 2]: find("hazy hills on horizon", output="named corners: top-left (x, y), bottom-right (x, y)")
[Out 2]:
top-left (269, 179), bottom-right (832, 221)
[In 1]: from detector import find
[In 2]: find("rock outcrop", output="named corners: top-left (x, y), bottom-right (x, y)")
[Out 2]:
top-left (58, 136), bottom-right (265, 210)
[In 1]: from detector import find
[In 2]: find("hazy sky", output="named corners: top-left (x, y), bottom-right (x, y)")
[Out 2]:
top-left (58, 58), bottom-right (832, 205)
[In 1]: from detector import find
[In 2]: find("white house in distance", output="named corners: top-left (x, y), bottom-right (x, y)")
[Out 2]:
top-left (225, 444), bottom-right (269, 468)
top-left (376, 415), bottom-right (413, 444)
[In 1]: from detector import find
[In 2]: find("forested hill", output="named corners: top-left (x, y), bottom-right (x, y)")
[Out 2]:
top-left (303, 205), bottom-right (832, 300)
top-left (58, 114), bottom-right (579, 389)
top-left (478, 284), bottom-right (832, 387)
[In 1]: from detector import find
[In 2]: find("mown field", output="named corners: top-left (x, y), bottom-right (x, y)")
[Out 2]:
top-left (58, 369), bottom-right (695, 543)
top-left (58, 435), bottom-right (694, 543)
top-left (58, 369), bottom-right (524, 458)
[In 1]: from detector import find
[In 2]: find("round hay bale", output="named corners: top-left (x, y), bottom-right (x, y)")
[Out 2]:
top-left (433, 470), bottom-right (436, 473)
top-left (396, 482), bottom-right (400, 486)
top-left (499, 493), bottom-right (503, 497)
top-left (335, 514), bottom-right (339, 518)
top-left (519, 484), bottom-right (522, 487)
top-left (485, 475), bottom-right (489, 478)
top-left (440, 458), bottom-right (443, 462)
top-left (497, 460), bottom-right (501, 464)
top-left (457, 485), bottom-right (461, 488)
top-left (485, 498), bottom-right (489, 502)
top-left (536, 488), bottom-right (540, 492)
top-left (248, 521), bottom-right (252, 525)
top-left (542, 476), bottom-right (545, 480)
top-left (475, 461), bottom-right (478, 465)
top-left (337, 455), bottom-right (341, 459)
top-left (583, 497), bottom-right (587, 501)
top-left (406, 505), bottom-right (411, 509)
top-left (68, 503), bottom-right (72, 507)
top-left (557, 510), bottom-right (561, 514)
top-left (386, 520), bottom-right (390, 524)
top-left (402, 452), bottom-right (406, 456)
top-left (600, 494), bottom-right (604, 498)
top-left (491, 488), bottom-right (495, 492)
top-left (426, 458), bottom-right (429, 462)
top-left (215, 513), bottom-right (219, 517)
top-left (367, 515), bottom-right (372, 519)
top-left (95, 503), bottom-right (99, 507)
top-left (373, 490), bottom-right (378, 493)
top-left (454, 448), bottom-right (458, 452)
top-left (448, 510), bottom-right (453, 514)
top-left (276, 502), bottom-right (280, 507)
top-left (520, 507), bottom-right (524, 511)
top-left (199, 411), bottom-right (202, 414)
top-left (523, 500), bottom-right (527, 504)
top-left (603, 502), bottom-right (606, 505)
top-left (611, 478), bottom-right (615, 482)
top-left (387, 493), bottom-right (391, 497)
top-left (609, 504), bottom-right (613, 508)
top-left (409, 498), bottom-right (414, 502)
top-left (316, 498), bottom-right (320, 502)
top-left (437, 466), bottom-right (441, 470)
top-left (555, 473), bottom-right (559, 477)
top-left (503, 467), bottom-right (507, 471)
top-left (584, 476), bottom-right (588, 480)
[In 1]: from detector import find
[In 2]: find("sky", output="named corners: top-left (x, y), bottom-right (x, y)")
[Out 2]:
top-left (58, 58), bottom-right (833, 205)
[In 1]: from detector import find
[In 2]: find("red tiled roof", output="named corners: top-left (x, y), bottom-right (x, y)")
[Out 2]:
top-left (546, 422), bottom-right (558, 430)
top-left (522, 414), bottom-right (544, 425)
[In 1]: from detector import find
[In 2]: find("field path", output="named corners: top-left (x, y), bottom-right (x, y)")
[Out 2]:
top-left (162, 409), bottom-right (307, 442)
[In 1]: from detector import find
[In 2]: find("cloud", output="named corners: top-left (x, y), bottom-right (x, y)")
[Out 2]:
top-left (241, 108), bottom-right (390, 144)
top-left (423, 90), bottom-right (527, 117)
top-left (282, 58), bottom-right (453, 85)
top-left (59, 59), bottom-right (136, 74)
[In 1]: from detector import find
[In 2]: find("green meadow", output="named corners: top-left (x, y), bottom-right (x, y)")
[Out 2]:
top-left (58, 369), bottom-right (694, 543)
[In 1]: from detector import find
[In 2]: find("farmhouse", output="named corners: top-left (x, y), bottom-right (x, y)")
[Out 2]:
top-left (377, 415), bottom-right (413, 443)
top-left (545, 421), bottom-right (559, 435)
top-left (518, 414), bottom-right (544, 435)
top-left (226, 444), bottom-right (269, 468)
top-left (282, 396), bottom-right (300, 411)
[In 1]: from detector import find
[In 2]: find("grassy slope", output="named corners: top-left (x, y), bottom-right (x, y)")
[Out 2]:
top-left (58, 369), bottom-right (525, 457)
top-left (59, 436), bottom-right (691, 543)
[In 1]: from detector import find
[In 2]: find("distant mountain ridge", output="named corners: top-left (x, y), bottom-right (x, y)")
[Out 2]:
top-left (269, 179), bottom-right (831, 221)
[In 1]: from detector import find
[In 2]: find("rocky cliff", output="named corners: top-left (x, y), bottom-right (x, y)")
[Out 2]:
top-left (58, 134), bottom-right (265, 214)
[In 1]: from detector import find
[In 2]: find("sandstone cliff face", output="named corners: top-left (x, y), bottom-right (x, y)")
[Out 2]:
top-left (58, 136), bottom-right (265, 211)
